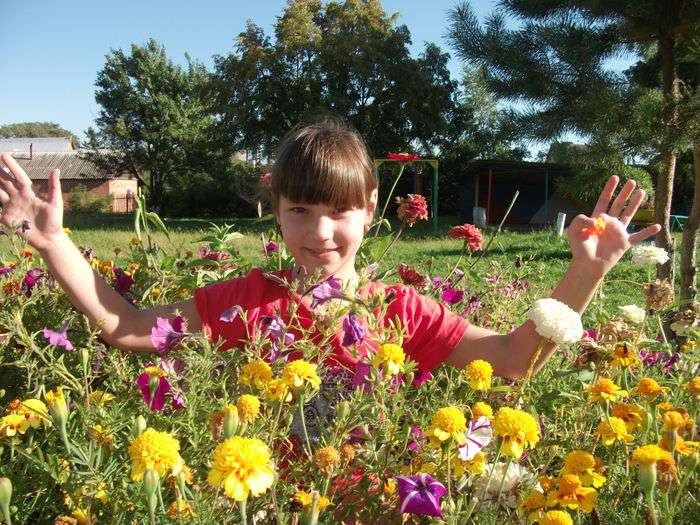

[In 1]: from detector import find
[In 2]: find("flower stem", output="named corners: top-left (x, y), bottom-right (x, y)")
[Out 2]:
top-left (298, 394), bottom-right (313, 458)
top-left (239, 499), bottom-right (248, 525)
top-left (374, 224), bottom-right (404, 266)
top-left (374, 164), bottom-right (406, 236)
top-left (494, 457), bottom-right (513, 505)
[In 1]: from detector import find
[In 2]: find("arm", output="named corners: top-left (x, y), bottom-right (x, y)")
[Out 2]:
top-left (445, 176), bottom-right (661, 377)
top-left (0, 154), bottom-right (201, 352)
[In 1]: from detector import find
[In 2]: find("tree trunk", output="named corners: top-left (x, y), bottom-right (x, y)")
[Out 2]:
top-left (655, 33), bottom-right (681, 283)
top-left (680, 145), bottom-right (700, 302)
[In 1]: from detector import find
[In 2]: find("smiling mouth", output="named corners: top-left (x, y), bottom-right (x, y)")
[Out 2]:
top-left (304, 247), bottom-right (339, 256)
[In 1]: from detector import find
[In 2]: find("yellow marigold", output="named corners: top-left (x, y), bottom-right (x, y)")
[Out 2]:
top-left (208, 436), bottom-right (274, 501)
top-left (72, 509), bottom-right (90, 525)
top-left (264, 379), bottom-right (292, 403)
top-left (129, 428), bottom-right (184, 481)
top-left (685, 377), bottom-right (700, 396)
top-left (493, 407), bottom-right (540, 458)
top-left (131, 236), bottom-right (140, 246)
top-left (151, 288), bottom-right (162, 298)
top-left (383, 479), bottom-right (397, 496)
top-left (315, 446), bottom-right (341, 473)
top-left (53, 515), bottom-right (78, 525)
top-left (584, 377), bottom-right (628, 402)
top-left (597, 417), bottom-right (633, 446)
top-left (546, 474), bottom-right (598, 512)
top-left (45, 386), bottom-right (68, 412)
top-left (660, 435), bottom-right (700, 456)
top-left (520, 489), bottom-right (546, 522)
top-left (680, 341), bottom-right (696, 352)
top-left (168, 499), bottom-right (196, 518)
top-left (18, 398), bottom-right (49, 428)
top-left (63, 227), bottom-right (73, 234)
top-left (610, 403), bottom-right (646, 431)
top-left (88, 390), bottom-right (115, 406)
top-left (631, 377), bottom-right (669, 398)
top-left (90, 424), bottom-right (114, 449)
top-left (660, 410), bottom-right (686, 432)
top-left (240, 360), bottom-right (272, 389)
top-left (143, 366), bottom-right (167, 378)
top-left (281, 360), bottom-right (321, 390)
top-left (427, 407), bottom-right (467, 445)
top-left (1, 413), bottom-right (30, 437)
top-left (631, 444), bottom-right (672, 466)
top-left (371, 343), bottom-right (405, 376)
top-left (538, 510), bottom-right (574, 525)
top-left (294, 491), bottom-right (331, 512)
top-left (471, 402), bottom-right (494, 420)
top-left (465, 359), bottom-right (493, 391)
top-left (236, 395), bottom-right (261, 424)
top-left (562, 450), bottom-right (606, 488)
top-left (609, 343), bottom-right (641, 368)
top-left (459, 451), bottom-right (486, 475)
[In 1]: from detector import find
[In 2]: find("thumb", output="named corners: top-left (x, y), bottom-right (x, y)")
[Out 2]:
top-left (47, 169), bottom-right (63, 206)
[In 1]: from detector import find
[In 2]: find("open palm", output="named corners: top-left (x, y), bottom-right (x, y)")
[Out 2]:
top-left (0, 153), bottom-right (65, 251)
top-left (567, 176), bottom-right (661, 276)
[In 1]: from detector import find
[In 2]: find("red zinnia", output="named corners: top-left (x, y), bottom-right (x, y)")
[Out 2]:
top-left (387, 152), bottom-right (420, 162)
top-left (259, 172), bottom-right (272, 190)
top-left (395, 194), bottom-right (428, 227)
top-left (398, 263), bottom-right (428, 288)
top-left (448, 224), bottom-right (483, 252)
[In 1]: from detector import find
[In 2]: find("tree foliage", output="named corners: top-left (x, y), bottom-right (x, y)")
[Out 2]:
top-left (0, 122), bottom-right (78, 147)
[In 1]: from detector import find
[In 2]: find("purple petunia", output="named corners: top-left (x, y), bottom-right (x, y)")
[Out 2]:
top-left (264, 241), bottom-right (278, 255)
top-left (135, 359), bottom-right (186, 411)
top-left (342, 312), bottom-right (366, 347)
top-left (351, 361), bottom-right (373, 393)
top-left (22, 268), bottom-right (44, 297)
top-left (0, 263), bottom-right (16, 277)
top-left (411, 369), bottom-right (433, 388)
top-left (42, 324), bottom-right (74, 351)
top-left (441, 287), bottom-right (464, 304)
top-left (150, 316), bottom-right (189, 356)
top-left (407, 426), bottom-right (425, 452)
top-left (219, 304), bottom-right (244, 323)
top-left (310, 276), bottom-right (345, 309)
top-left (396, 473), bottom-right (447, 517)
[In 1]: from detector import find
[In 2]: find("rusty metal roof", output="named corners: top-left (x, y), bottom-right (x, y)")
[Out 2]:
top-left (9, 151), bottom-right (132, 180)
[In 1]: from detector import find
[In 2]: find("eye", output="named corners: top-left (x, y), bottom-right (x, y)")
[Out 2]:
top-left (334, 207), bottom-right (350, 214)
top-left (290, 207), bottom-right (307, 214)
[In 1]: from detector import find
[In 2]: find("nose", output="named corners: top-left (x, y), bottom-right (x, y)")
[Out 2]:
top-left (309, 214), bottom-right (334, 241)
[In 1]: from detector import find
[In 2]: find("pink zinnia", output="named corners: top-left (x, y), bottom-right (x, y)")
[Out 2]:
top-left (398, 263), bottom-right (428, 288)
top-left (387, 152), bottom-right (420, 162)
top-left (395, 194), bottom-right (428, 227)
top-left (259, 172), bottom-right (272, 189)
top-left (448, 224), bottom-right (483, 252)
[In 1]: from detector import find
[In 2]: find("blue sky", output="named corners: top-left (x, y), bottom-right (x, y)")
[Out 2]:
top-left (1, 0), bottom-right (636, 153)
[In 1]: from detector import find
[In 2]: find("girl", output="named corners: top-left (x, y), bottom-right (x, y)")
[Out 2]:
top-left (0, 120), bottom-right (660, 379)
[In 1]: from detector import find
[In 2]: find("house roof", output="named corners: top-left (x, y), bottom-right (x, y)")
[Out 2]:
top-left (0, 137), bottom-right (74, 153)
top-left (12, 151), bottom-right (132, 180)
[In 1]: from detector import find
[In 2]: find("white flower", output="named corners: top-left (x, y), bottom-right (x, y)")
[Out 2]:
top-left (618, 304), bottom-right (646, 324)
top-left (631, 245), bottom-right (669, 265)
top-left (528, 298), bottom-right (583, 345)
top-left (472, 462), bottom-right (535, 508)
top-left (457, 417), bottom-right (492, 461)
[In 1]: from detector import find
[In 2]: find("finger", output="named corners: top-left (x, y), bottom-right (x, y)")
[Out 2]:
top-left (47, 169), bottom-right (63, 206)
top-left (608, 179), bottom-right (636, 218)
top-left (0, 166), bottom-right (18, 195)
top-left (592, 176), bottom-right (619, 217)
top-left (0, 153), bottom-right (32, 189)
top-left (629, 223), bottom-right (662, 245)
top-left (619, 189), bottom-right (646, 226)
top-left (0, 187), bottom-right (9, 204)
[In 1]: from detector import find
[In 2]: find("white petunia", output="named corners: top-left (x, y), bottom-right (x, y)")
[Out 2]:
top-left (631, 245), bottom-right (669, 265)
top-left (472, 462), bottom-right (535, 508)
top-left (618, 304), bottom-right (646, 324)
top-left (457, 416), bottom-right (493, 461)
top-left (528, 298), bottom-right (583, 345)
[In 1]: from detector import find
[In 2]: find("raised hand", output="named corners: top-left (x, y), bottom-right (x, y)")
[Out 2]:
top-left (0, 153), bottom-right (65, 251)
top-left (567, 176), bottom-right (661, 277)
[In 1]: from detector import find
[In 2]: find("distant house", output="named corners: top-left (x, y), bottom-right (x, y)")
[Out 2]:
top-left (458, 160), bottom-right (582, 226)
top-left (0, 138), bottom-right (137, 213)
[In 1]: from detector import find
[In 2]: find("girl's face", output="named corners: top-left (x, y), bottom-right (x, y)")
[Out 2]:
top-left (276, 191), bottom-right (377, 282)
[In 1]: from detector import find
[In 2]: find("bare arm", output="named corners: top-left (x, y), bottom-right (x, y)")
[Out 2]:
top-left (0, 154), bottom-right (201, 352)
top-left (445, 176), bottom-right (661, 377)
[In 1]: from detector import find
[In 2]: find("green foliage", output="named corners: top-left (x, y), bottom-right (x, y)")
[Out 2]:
top-left (0, 122), bottom-right (78, 146)
top-left (67, 185), bottom-right (112, 214)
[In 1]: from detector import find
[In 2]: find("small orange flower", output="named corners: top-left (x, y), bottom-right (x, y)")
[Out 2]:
top-left (581, 216), bottom-right (606, 240)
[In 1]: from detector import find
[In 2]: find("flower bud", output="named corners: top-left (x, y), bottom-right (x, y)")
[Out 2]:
top-left (0, 477), bottom-right (12, 525)
top-left (336, 401), bottom-right (351, 420)
top-left (133, 415), bottom-right (147, 437)
top-left (637, 463), bottom-right (657, 495)
top-left (223, 404), bottom-right (239, 439)
top-left (143, 468), bottom-right (160, 517)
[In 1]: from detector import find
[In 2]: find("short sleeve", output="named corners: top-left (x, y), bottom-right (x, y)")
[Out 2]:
top-left (384, 285), bottom-right (469, 372)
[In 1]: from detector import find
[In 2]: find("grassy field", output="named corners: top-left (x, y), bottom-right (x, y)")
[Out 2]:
top-left (56, 211), bottom-right (680, 325)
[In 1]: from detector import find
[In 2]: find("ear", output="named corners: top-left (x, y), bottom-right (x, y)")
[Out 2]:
top-left (365, 189), bottom-right (378, 225)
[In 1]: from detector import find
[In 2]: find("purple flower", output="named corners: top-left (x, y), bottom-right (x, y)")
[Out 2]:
top-left (441, 288), bottom-right (464, 304)
top-left (411, 369), bottom-right (432, 388)
top-left (640, 351), bottom-right (662, 366)
top-left (260, 315), bottom-right (285, 341)
top-left (150, 316), bottom-right (188, 356)
top-left (219, 304), bottom-right (243, 323)
top-left (136, 368), bottom-right (171, 412)
top-left (457, 417), bottom-right (492, 461)
top-left (264, 241), bottom-right (278, 255)
top-left (42, 325), bottom-right (74, 351)
top-left (0, 263), bottom-right (16, 277)
top-left (463, 295), bottom-right (482, 315)
top-left (663, 352), bottom-right (681, 374)
top-left (432, 276), bottom-right (444, 289)
top-left (113, 267), bottom-right (134, 295)
top-left (407, 426), bottom-right (425, 452)
top-left (342, 313), bottom-right (366, 347)
top-left (21, 220), bottom-right (31, 233)
top-left (347, 426), bottom-right (370, 444)
top-left (395, 473), bottom-right (447, 517)
top-left (351, 362), bottom-right (373, 393)
top-left (310, 276), bottom-right (345, 309)
top-left (22, 268), bottom-right (44, 297)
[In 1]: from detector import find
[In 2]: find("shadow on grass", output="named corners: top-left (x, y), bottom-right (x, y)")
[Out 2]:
top-left (64, 213), bottom-right (276, 234)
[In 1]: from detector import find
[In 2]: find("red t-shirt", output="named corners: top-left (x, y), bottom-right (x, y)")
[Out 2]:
top-left (194, 268), bottom-right (468, 373)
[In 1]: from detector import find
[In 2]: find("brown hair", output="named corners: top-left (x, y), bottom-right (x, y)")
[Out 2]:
top-left (271, 119), bottom-right (377, 212)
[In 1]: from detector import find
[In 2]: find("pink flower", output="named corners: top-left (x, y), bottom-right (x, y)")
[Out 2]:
top-left (42, 325), bottom-right (74, 351)
top-left (264, 241), bottom-right (278, 255)
top-left (219, 304), bottom-right (243, 323)
top-left (387, 152), bottom-right (420, 162)
top-left (441, 288), bottom-right (464, 304)
top-left (395, 194), bottom-right (428, 227)
top-left (398, 263), bottom-right (428, 288)
top-left (448, 224), bottom-right (483, 252)
top-left (396, 473), bottom-right (447, 517)
top-left (135, 359), bottom-right (186, 411)
top-left (259, 172), bottom-right (272, 189)
top-left (342, 312), bottom-right (366, 347)
top-left (150, 316), bottom-right (189, 355)
top-left (310, 276), bottom-right (345, 308)
top-left (411, 369), bottom-right (433, 388)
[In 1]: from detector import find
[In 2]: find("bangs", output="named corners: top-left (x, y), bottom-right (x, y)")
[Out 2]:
top-left (272, 122), bottom-right (376, 210)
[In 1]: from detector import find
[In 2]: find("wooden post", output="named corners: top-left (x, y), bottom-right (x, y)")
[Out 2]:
top-left (432, 162), bottom-right (439, 233)
top-left (486, 167), bottom-right (493, 224)
top-left (544, 169), bottom-right (550, 225)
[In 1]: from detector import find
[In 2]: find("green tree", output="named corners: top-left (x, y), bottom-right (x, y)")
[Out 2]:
top-left (85, 39), bottom-right (219, 213)
top-left (0, 122), bottom-right (78, 147)
top-left (447, 0), bottom-right (700, 283)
